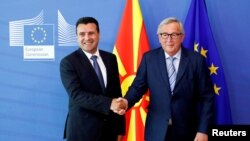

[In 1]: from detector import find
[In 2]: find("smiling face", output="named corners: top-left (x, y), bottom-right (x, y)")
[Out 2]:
top-left (158, 22), bottom-right (184, 56)
top-left (76, 23), bottom-right (100, 54)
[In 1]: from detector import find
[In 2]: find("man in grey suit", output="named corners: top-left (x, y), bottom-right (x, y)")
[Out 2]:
top-left (116, 17), bottom-right (215, 141)
top-left (60, 17), bottom-right (125, 141)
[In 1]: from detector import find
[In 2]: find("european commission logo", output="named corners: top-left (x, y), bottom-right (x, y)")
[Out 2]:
top-left (9, 10), bottom-right (77, 61)
top-left (23, 25), bottom-right (54, 60)
top-left (24, 25), bottom-right (53, 45)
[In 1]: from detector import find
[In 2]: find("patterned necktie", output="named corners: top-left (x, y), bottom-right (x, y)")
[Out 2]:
top-left (167, 57), bottom-right (176, 94)
top-left (91, 55), bottom-right (105, 92)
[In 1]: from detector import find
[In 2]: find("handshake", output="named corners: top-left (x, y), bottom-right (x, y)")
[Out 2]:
top-left (110, 97), bottom-right (128, 115)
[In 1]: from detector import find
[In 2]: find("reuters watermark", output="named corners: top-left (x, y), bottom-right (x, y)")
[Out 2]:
top-left (209, 125), bottom-right (250, 140)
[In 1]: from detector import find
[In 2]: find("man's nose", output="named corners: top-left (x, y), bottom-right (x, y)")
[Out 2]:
top-left (166, 37), bottom-right (173, 42)
top-left (84, 34), bottom-right (90, 39)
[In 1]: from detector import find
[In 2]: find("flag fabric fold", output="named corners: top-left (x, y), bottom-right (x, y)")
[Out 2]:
top-left (183, 0), bottom-right (232, 124)
top-left (113, 0), bottom-right (150, 140)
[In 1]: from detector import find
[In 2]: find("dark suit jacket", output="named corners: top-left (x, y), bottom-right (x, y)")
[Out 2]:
top-left (125, 47), bottom-right (214, 141)
top-left (60, 48), bottom-right (125, 141)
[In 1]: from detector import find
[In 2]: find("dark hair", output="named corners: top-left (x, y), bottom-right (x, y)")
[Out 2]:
top-left (75, 17), bottom-right (100, 34)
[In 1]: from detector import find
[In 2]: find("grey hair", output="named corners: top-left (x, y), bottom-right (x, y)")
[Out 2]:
top-left (157, 17), bottom-right (185, 35)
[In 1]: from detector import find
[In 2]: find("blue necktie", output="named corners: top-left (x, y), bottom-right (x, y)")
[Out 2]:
top-left (91, 55), bottom-right (105, 92)
top-left (167, 57), bottom-right (176, 94)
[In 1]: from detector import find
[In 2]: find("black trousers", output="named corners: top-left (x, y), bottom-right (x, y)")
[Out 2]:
top-left (164, 125), bottom-right (173, 141)
top-left (164, 125), bottom-right (194, 141)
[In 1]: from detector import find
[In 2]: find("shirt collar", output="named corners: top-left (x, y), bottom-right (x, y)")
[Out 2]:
top-left (164, 48), bottom-right (181, 60)
top-left (82, 49), bottom-right (101, 60)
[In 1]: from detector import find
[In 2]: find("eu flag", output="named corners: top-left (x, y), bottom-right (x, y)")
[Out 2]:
top-left (183, 0), bottom-right (232, 124)
top-left (24, 25), bottom-right (54, 46)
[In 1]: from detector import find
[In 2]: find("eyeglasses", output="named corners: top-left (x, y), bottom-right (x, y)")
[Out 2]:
top-left (159, 32), bottom-right (182, 39)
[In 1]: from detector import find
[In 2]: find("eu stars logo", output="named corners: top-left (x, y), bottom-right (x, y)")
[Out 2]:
top-left (30, 27), bottom-right (47, 44)
top-left (24, 25), bottom-right (54, 60)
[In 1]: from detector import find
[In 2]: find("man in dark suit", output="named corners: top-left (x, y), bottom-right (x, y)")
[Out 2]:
top-left (60, 17), bottom-right (125, 141)
top-left (116, 17), bottom-right (215, 141)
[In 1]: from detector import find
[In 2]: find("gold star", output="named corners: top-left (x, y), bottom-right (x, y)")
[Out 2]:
top-left (194, 43), bottom-right (199, 52)
top-left (214, 84), bottom-right (221, 95)
top-left (200, 47), bottom-right (208, 58)
top-left (209, 63), bottom-right (219, 75)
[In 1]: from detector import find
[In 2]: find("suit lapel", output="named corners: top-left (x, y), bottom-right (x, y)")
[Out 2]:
top-left (158, 49), bottom-right (171, 90)
top-left (77, 49), bottom-right (96, 74)
top-left (157, 47), bottom-right (189, 93)
top-left (76, 49), bottom-right (104, 92)
top-left (175, 48), bottom-right (189, 88)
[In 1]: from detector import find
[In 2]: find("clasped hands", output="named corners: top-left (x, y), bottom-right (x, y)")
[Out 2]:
top-left (110, 97), bottom-right (128, 115)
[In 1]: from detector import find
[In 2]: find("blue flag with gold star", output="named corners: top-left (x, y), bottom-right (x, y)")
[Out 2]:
top-left (183, 0), bottom-right (232, 124)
